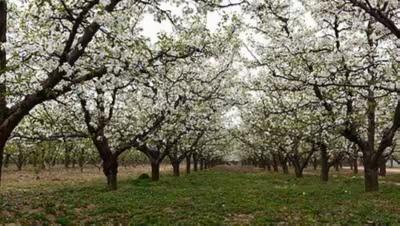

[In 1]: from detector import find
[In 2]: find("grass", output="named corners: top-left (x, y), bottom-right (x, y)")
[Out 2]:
top-left (1, 166), bottom-right (400, 225)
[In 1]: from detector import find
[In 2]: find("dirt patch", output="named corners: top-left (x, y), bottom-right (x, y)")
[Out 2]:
top-left (213, 165), bottom-right (263, 173)
top-left (1, 164), bottom-right (173, 190)
top-left (224, 213), bottom-right (254, 225)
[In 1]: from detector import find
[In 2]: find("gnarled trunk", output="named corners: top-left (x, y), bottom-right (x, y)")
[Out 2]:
top-left (272, 154), bottom-right (279, 172)
top-left (334, 162), bottom-right (339, 171)
top-left (278, 154), bottom-right (289, 174)
top-left (200, 159), bottom-right (204, 170)
top-left (193, 153), bottom-right (198, 171)
top-left (312, 158), bottom-right (318, 170)
top-left (0, 0), bottom-right (7, 187)
top-left (353, 157), bottom-right (358, 174)
top-left (294, 166), bottom-right (303, 178)
top-left (364, 166), bottom-right (379, 192)
top-left (151, 161), bottom-right (160, 181)
top-left (172, 161), bottom-right (180, 177)
top-left (320, 143), bottom-right (329, 182)
top-left (103, 157), bottom-right (118, 190)
top-left (3, 153), bottom-right (9, 168)
top-left (186, 155), bottom-right (191, 174)
top-left (281, 163), bottom-right (288, 174)
top-left (0, 142), bottom-right (4, 185)
top-left (266, 161), bottom-right (271, 171)
top-left (379, 159), bottom-right (386, 177)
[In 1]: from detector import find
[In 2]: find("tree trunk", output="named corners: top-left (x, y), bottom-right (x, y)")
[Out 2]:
top-left (0, 142), bottom-right (4, 185)
top-left (64, 147), bottom-right (71, 168)
top-left (266, 160), bottom-right (271, 171)
top-left (151, 162), bottom-right (160, 181)
top-left (294, 166), bottom-right (303, 178)
top-left (364, 166), bottom-right (379, 192)
top-left (292, 160), bottom-right (303, 178)
top-left (186, 155), bottom-right (191, 174)
top-left (320, 144), bottom-right (329, 182)
top-left (353, 158), bottom-right (358, 174)
top-left (312, 158), bottom-right (317, 170)
top-left (16, 159), bottom-right (23, 171)
top-left (106, 172), bottom-right (117, 190)
top-left (200, 159), bottom-right (204, 170)
top-left (172, 162), bottom-right (180, 177)
top-left (0, 0), bottom-right (7, 187)
top-left (334, 163), bottom-right (339, 171)
top-left (379, 159), bottom-right (386, 177)
top-left (282, 163), bottom-right (289, 174)
top-left (193, 154), bottom-right (198, 171)
top-left (40, 149), bottom-right (46, 170)
top-left (3, 153), bottom-right (9, 168)
top-left (260, 161), bottom-right (267, 170)
top-left (278, 154), bottom-right (289, 174)
top-left (103, 157), bottom-right (118, 190)
top-left (72, 158), bottom-right (76, 168)
top-left (32, 152), bottom-right (37, 168)
top-left (272, 155), bottom-right (279, 172)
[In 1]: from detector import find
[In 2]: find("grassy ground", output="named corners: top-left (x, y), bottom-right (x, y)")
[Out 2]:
top-left (1, 166), bottom-right (400, 225)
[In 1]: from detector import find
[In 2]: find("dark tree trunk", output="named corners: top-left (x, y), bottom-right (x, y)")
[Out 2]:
top-left (266, 160), bottom-right (271, 171)
top-left (151, 162), bottom-right (160, 181)
top-left (103, 157), bottom-right (118, 190)
top-left (294, 166), bottom-right (303, 178)
top-left (200, 159), bottom-right (204, 170)
top-left (106, 172), bottom-right (117, 190)
top-left (312, 158), bottom-right (318, 170)
top-left (0, 143), bottom-right (4, 185)
top-left (32, 152), bottom-right (37, 168)
top-left (78, 149), bottom-right (85, 173)
top-left (364, 166), bottom-right (379, 192)
top-left (64, 146), bottom-right (71, 168)
top-left (320, 143), bottom-right (329, 182)
top-left (16, 157), bottom-right (23, 171)
top-left (72, 157), bottom-right (76, 168)
top-left (379, 164), bottom-right (386, 177)
top-left (282, 163), bottom-right (289, 174)
top-left (0, 0), bottom-right (7, 187)
top-left (40, 149), bottom-right (46, 170)
top-left (193, 154), bottom-right (198, 171)
top-left (51, 156), bottom-right (57, 167)
top-left (272, 154), bottom-right (279, 172)
top-left (334, 163), bottom-right (339, 171)
top-left (379, 159), bottom-right (386, 177)
top-left (172, 161), bottom-right (180, 177)
top-left (3, 153), bottom-right (9, 168)
top-left (278, 154), bottom-right (289, 174)
top-left (260, 161), bottom-right (266, 170)
top-left (353, 158), bottom-right (358, 174)
top-left (186, 155), bottom-right (191, 174)
top-left (290, 156), bottom-right (308, 178)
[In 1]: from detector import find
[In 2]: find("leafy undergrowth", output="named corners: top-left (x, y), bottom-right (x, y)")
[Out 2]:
top-left (1, 167), bottom-right (400, 225)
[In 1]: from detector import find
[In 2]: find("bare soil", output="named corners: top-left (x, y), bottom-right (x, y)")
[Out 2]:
top-left (0, 164), bottom-right (172, 190)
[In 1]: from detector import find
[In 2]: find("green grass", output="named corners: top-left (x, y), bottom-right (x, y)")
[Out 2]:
top-left (1, 168), bottom-right (400, 225)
